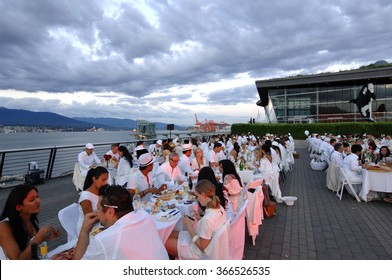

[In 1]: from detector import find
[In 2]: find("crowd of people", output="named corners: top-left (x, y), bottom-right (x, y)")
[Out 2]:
top-left (307, 132), bottom-right (392, 201)
top-left (1, 132), bottom-right (297, 260)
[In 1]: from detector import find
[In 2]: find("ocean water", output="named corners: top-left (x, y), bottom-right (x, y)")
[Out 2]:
top-left (0, 131), bottom-right (136, 150)
top-left (0, 130), bottom-right (199, 150)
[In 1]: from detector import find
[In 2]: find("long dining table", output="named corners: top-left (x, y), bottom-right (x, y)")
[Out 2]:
top-left (359, 165), bottom-right (392, 202)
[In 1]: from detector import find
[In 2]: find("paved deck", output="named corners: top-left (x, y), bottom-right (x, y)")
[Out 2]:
top-left (1, 141), bottom-right (391, 259)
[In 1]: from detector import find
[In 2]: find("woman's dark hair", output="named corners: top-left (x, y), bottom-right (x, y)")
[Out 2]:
top-left (198, 167), bottom-right (228, 209)
top-left (379, 146), bottom-right (391, 159)
top-left (219, 159), bottom-right (243, 188)
top-left (368, 141), bottom-right (377, 151)
top-left (233, 142), bottom-right (240, 155)
top-left (0, 185), bottom-right (39, 252)
top-left (83, 166), bottom-right (109, 191)
top-left (261, 144), bottom-right (271, 155)
top-left (118, 146), bottom-right (133, 168)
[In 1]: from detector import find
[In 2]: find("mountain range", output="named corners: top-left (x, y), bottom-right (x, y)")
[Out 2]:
top-left (0, 107), bottom-right (186, 130)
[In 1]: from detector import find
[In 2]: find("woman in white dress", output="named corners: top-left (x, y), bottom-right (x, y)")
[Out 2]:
top-left (114, 146), bottom-right (133, 187)
top-left (191, 147), bottom-right (209, 171)
top-left (77, 166), bottom-right (109, 234)
top-left (165, 180), bottom-right (226, 259)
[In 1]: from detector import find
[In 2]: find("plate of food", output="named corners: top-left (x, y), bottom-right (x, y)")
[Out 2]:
top-left (155, 210), bottom-right (179, 222)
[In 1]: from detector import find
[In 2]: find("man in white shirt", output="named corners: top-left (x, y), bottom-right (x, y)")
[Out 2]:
top-left (330, 143), bottom-right (344, 168)
top-left (209, 142), bottom-right (225, 168)
top-left (105, 143), bottom-right (120, 162)
top-left (178, 143), bottom-right (194, 176)
top-left (148, 139), bottom-right (163, 156)
top-left (127, 153), bottom-right (165, 202)
top-left (343, 144), bottom-right (363, 184)
top-left (73, 185), bottom-right (168, 260)
top-left (78, 143), bottom-right (101, 176)
top-left (155, 152), bottom-right (184, 189)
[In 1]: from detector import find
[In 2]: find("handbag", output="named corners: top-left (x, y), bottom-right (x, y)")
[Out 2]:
top-left (262, 183), bottom-right (276, 218)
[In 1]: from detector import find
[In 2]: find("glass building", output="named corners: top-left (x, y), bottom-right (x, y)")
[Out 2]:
top-left (255, 66), bottom-right (392, 123)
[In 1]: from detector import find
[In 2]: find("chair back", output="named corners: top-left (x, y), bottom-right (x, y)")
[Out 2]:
top-left (229, 199), bottom-right (249, 259)
top-left (204, 218), bottom-right (231, 260)
top-left (243, 179), bottom-right (263, 198)
top-left (58, 203), bottom-right (80, 242)
top-left (337, 166), bottom-right (361, 202)
top-left (0, 246), bottom-right (7, 260)
top-left (72, 163), bottom-right (84, 191)
top-left (245, 186), bottom-right (264, 245)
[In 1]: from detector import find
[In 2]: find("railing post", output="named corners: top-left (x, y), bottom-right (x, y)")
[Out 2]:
top-left (47, 148), bottom-right (57, 179)
top-left (0, 152), bottom-right (4, 179)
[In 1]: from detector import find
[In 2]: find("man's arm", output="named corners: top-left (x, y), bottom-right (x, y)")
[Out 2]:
top-left (73, 212), bottom-right (99, 260)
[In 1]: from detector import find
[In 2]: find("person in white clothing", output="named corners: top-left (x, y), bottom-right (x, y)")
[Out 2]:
top-left (114, 146), bottom-right (133, 187)
top-left (343, 144), bottom-right (363, 185)
top-left (73, 185), bottom-right (168, 260)
top-left (104, 143), bottom-right (120, 162)
top-left (155, 152), bottom-right (184, 189)
top-left (330, 143), bottom-right (344, 168)
top-left (78, 143), bottom-right (101, 176)
top-left (77, 166), bottom-right (109, 235)
top-left (209, 142), bottom-right (224, 168)
top-left (192, 147), bottom-right (209, 171)
top-left (178, 143), bottom-right (194, 176)
top-left (148, 139), bottom-right (163, 156)
top-left (164, 180), bottom-right (227, 259)
top-left (127, 153), bottom-right (166, 202)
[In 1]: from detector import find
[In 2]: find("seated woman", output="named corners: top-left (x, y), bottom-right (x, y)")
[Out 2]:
top-left (0, 184), bottom-right (60, 259)
top-left (165, 180), bottom-right (226, 259)
top-left (378, 146), bottom-right (392, 203)
top-left (219, 159), bottom-right (243, 212)
top-left (377, 145), bottom-right (391, 163)
top-left (198, 166), bottom-right (232, 220)
top-left (254, 147), bottom-right (275, 185)
top-left (229, 142), bottom-right (240, 163)
top-left (114, 146), bottom-right (133, 187)
top-left (77, 166), bottom-right (109, 235)
top-left (192, 147), bottom-right (209, 171)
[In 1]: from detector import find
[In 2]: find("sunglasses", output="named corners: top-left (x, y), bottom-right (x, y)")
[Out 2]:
top-left (102, 185), bottom-right (118, 209)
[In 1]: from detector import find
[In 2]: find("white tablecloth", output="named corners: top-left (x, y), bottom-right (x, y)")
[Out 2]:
top-left (359, 169), bottom-right (392, 202)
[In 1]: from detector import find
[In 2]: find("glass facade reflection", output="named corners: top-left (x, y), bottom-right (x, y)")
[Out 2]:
top-left (256, 67), bottom-right (392, 123)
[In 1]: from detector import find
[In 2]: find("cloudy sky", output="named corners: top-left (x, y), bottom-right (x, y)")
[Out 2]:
top-left (0, 0), bottom-right (391, 126)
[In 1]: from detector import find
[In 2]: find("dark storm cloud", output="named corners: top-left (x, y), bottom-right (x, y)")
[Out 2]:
top-left (0, 0), bottom-right (391, 102)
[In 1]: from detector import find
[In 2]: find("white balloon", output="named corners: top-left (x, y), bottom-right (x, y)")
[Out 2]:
top-left (304, 130), bottom-right (309, 136)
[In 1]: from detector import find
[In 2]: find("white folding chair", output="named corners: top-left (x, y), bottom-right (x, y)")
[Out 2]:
top-left (229, 199), bottom-right (249, 260)
top-left (336, 166), bottom-right (361, 202)
top-left (245, 186), bottom-right (264, 245)
top-left (0, 246), bottom-right (7, 260)
top-left (238, 170), bottom-right (254, 188)
top-left (58, 203), bottom-right (80, 242)
top-left (72, 163), bottom-right (84, 192)
top-left (243, 179), bottom-right (264, 198)
top-left (204, 218), bottom-right (231, 260)
top-left (325, 162), bottom-right (340, 192)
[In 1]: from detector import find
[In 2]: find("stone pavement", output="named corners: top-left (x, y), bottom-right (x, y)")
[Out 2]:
top-left (244, 143), bottom-right (392, 260)
top-left (1, 141), bottom-right (391, 259)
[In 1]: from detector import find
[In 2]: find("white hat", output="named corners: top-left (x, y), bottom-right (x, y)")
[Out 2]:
top-left (173, 138), bottom-right (179, 145)
top-left (182, 143), bottom-right (192, 151)
top-left (272, 141), bottom-right (279, 147)
top-left (156, 139), bottom-right (163, 145)
top-left (324, 137), bottom-right (330, 142)
top-left (138, 153), bottom-right (154, 167)
top-left (86, 143), bottom-right (94, 149)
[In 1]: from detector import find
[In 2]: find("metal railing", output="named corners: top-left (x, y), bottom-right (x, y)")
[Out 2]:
top-left (0, 132), bottom-right (222, 188)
